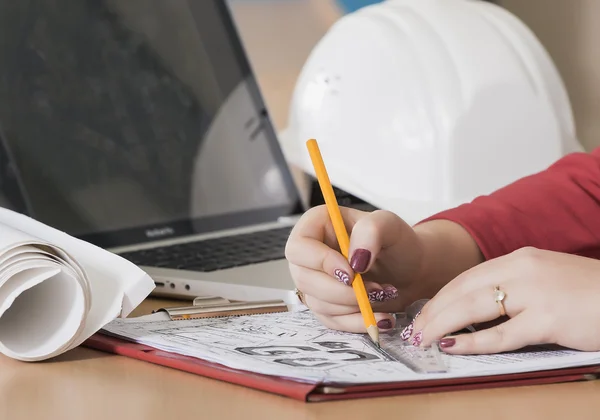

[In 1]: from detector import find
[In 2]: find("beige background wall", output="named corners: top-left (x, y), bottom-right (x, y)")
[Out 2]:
top-left (499, 0), bottom-right (600, 151)
top-left (229, 0), bottom-right (341, 132)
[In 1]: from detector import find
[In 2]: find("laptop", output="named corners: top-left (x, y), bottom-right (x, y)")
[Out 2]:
top-left (0, 0), bottom-right (308, 303)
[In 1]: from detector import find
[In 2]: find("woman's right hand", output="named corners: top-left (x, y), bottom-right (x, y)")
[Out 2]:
top-left (285, 205), bottom-right (431, 333)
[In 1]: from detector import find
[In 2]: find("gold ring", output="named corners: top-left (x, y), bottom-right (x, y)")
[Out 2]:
top-left (294, 288), bottom-right (306, 305)
top-left (493, 286), bottom-right (506, 316)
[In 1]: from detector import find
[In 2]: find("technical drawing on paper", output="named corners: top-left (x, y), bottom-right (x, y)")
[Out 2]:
top-left (102, 310), bottom-right (600, 385)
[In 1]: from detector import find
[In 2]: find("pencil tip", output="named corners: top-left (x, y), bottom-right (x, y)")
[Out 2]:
top-left (367, 325), bottom-right (380, 347)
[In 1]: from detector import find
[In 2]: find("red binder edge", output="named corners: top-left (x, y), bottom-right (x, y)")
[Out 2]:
top-left (83, 333), bottom-right (600, 402)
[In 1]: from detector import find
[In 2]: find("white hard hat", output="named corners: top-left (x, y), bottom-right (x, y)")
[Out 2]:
top-left (279, 0), bottom-right (582, 224)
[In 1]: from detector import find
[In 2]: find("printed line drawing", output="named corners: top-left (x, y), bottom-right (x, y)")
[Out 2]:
top-left (103, 309), bottom-right (600, 384)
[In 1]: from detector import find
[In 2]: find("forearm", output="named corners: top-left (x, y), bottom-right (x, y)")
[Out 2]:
top-left (413, 219), bottom-right (484, 297)
top-left (408, 148), bottom-right (600, 296)
top-left (421, 148), bottom-right (600, 261)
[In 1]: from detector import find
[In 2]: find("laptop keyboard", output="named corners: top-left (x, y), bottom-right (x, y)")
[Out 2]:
top-left (118, 226), bottom-right (293, 272)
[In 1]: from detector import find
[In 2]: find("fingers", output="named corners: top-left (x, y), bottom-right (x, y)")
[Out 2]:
top-left (302, 294), bottom-right (358, 317)
top-left (286, 237), bottom-right (354, 284)
top-left (286, 206), bottom-right (403, 336)
top-left (403, 276), bottom-right (540, 355)
top-left (313, 311), bottom-right (397, 334)
top-left (290, 265), bottom-right (356, 305)
top-left (416, 285), bottom-right (521, 347)
top-left (414, 253), bottom-right (522, 329)
top-left (292, 265), bottom-right (398, 334)
top-left (287, 205), bottom-right (364, 251)
top-left (436, 312), bottom-right (541, 354)
top-left (303, 291), bottom-right (400, 317)
top-left (286, 205), bottom-right (365, 284)
top-left (291, 265), bottom-right (399, 306)
top-left (287, 207), bottom-right (409, 286)
top-left (348, 210), bottom-right (411, 273)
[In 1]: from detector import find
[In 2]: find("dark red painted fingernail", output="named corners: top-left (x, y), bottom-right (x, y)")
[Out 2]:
top-left (383, 285), bottom-right (398, 300)
top-left (411, 331), bottom-right (423, 347)
top-left (440, 338), bottom-right (456, 348)
top-left (350, 249), bottom-right (371, 273)
top-left (377, 319), bottom-right (393, 330)
top-left (368, 289), bottom-right (386, 302)
top-left (400, 321), bottom-right (413, 340)
top-left (333, 269), bottom-right (352, 286)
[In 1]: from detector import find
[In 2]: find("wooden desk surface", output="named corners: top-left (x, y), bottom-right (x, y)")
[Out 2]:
top-left (3, 297), bottom-right (600, 420)
top-left (2, 1), bottom-right (600, 419)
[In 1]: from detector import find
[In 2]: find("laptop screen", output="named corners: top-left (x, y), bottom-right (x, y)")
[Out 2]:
top-left (0, 0), bottom-right (302, 248)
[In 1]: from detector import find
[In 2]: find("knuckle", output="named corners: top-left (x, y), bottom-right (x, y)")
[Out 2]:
top-left (455, 278), bottom-right (472, 295)
top-left (494, 323), bottom-right (506, 341)
top-left (462, 293), bottom-right (480, 318)
top-left (322, 249), bottom-right (342, 273)
top-left (307, 296), bottom-right (356, 318)
top-left (533, 312), bottom-right (556, 343)
top-left (303, 295), bottom-right (320, 312)
top-left (372, 209), bottom-right (406, 229)
top-left (288, 205), bottom-right (327, 235)
top-left (291, 267), bottom-right (311, 292)
top-left (511, 246), bottom-right (544, 273)
top-left (459, 331), bottom-right (477, 350)
top-left (305, 204), bottom-right (328, 220)
top-left (288, 261), bottom-right (297, 275)
top-left (288, 263), bottom-right (302, 284)
top-left (314, 313), bottom-right (341, 331)
top-left (535, 325), bottom-right (553, 345)
top-left (354, 217), bottom-right (379, 239)
top-left (284, 237), bottom-right (297, 261)
top-left (513, 246), bottom-right (542, 261)
top-left (371, 209), bottom-right (394, 219)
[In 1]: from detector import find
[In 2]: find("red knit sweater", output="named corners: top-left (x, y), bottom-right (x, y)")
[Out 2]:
top-left (424, 148), bottom-right (600, 260)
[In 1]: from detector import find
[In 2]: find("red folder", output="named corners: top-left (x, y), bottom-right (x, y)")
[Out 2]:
top-left (83, 333), bottom-right (600, 402)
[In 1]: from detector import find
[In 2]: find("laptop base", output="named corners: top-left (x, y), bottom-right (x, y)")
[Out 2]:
top-left (143, 258), bottom-right (298, 305)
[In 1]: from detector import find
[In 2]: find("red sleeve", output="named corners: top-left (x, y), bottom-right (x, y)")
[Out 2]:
top-left (420, 147), bottom-right (600, 260)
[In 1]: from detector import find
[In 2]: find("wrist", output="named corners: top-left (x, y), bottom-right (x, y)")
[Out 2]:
top-left (413, 219), bottom-right (484, 296)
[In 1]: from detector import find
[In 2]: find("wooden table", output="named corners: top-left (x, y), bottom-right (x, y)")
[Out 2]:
top-left (3, 296), bottom-right (600, 420)
top-left (4, 296), bottom-right (600, 420)
top-left (3, 1), bottom-right (600, 419)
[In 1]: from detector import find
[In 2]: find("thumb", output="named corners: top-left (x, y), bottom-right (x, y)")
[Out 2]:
top-left (348, 210), bottom-right (411, 273)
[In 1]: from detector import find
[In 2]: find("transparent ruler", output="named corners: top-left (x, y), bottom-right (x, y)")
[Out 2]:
top-left (375, 336), bottom-right (448, 374)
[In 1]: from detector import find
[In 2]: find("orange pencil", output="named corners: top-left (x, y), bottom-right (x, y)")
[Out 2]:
top-left (305, 139), bottom-right (380, 347)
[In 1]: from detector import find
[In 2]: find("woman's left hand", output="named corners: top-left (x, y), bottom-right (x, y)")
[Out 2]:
top-left (403, 247), bottom-right (600, 354)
